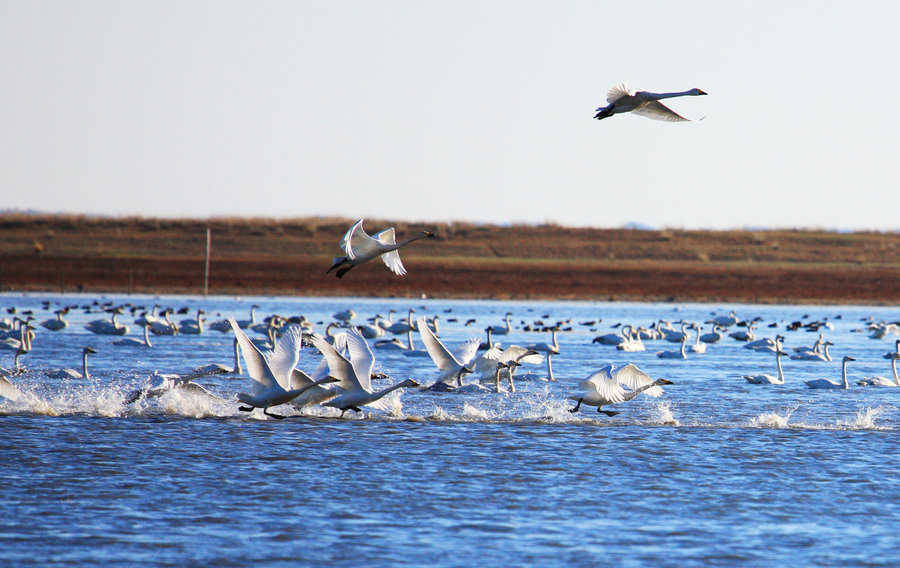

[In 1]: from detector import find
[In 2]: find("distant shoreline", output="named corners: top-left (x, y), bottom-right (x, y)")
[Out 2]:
top-left (1, 214), bottom-right (899, 304)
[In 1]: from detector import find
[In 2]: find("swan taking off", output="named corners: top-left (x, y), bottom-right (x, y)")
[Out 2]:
top-left (594, 83), bottom-right (707, 122)
top-left (568, 363), bottom-right (672, 416)
top-left (327, 219), bottom-right (437, 278)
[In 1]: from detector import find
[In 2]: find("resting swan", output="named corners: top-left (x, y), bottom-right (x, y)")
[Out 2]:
top-left (47, 347), bottom-right (96, 380)
top-left (594, 84), bottom-right (707, 122)
top-left (743, 350), bottom-right (788, 384)
top-left (857, 354), bottom-right (900, 387)
top-left (805, 356), bottom-right (855, 390)
top-left (327, 219), bottom-right (437, 278)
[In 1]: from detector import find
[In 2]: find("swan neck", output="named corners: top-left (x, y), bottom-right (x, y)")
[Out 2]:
top-left (82, 351), bottom-right (90, 379)
top-left (892, 357), bottom-right (900, 386)
top-left (775, 351), bottom-right (785, 383)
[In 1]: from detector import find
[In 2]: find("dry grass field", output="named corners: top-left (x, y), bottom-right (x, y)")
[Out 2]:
top-left (1, 214), bottom-right (900, 303)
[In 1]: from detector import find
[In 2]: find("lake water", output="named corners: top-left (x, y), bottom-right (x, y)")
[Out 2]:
top-left (2, 293), bottom-right (900, 567)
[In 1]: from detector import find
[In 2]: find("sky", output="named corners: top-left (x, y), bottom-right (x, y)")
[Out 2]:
top-left (2, 1), bottom-right (899, 231)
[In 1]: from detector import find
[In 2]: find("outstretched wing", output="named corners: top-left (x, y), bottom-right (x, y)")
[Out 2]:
top-left (341, 219), bottom-right (380, 260)
top-left (612, 363), bottom-right (664, 397)
top-left (632, 100), bottom-right (691, 122)
top-left (345, 328), bottom-right (375, 392)
top-left (266, 324), bottom-right (302, 389)
top-left (310, 333), bottom-right (360, 392)
top-left (581, 365), bottom-right (626, 403)
top-left (379, 250), bottom-right (407, 275)
top-left (451, 337), bottom-right (482, 367)
top-left (417, 317), bottom-right (457, 371)
top-left (607, 83), bottom-right (633, 103)
top-left (229, 317), bottom-right (278, 397)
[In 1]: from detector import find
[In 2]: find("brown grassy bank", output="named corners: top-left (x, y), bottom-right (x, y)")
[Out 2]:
top-left (1, 214), bottom-right (899, 304)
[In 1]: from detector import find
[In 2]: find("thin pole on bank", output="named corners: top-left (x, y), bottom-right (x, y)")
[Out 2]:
top-left (203, 227), bottom-right (211, 296)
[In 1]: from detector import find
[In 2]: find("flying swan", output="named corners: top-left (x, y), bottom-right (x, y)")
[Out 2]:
top-left (568, 363), bottom-right (672, 416)
top-left (594, 84), bottom-right (707, 122)
top-left (327, 219), bottom-right (437, 278)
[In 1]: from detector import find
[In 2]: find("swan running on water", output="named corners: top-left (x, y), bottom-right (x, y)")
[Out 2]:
top-left (594, 84), bottom-right (707, 122)
top-left (327, 219), bottom-right (437, 278)
top-left (230, 318), bottom-right (338, 419)
top-left (568, 363), bottom-right (672, 416)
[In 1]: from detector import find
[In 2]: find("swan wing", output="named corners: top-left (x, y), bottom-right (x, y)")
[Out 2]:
top-left (580, 366), bottom-right (626, 403)
top-left (310, 333), bottom-right (362, 392)
top-left (266, 324), bottom-right (302, 389)
top-left (380, 250), bottom-right (407, 276)
top-left (606, 83), bottom-right (633, 103)
top-left (229, 317), bottom-right (279, 396)
top-left (612, 363), bottom-right (665, 397)
top-left (345, 328), bottom-right (375, 392)
top-left (416, 317), bottom-right (457, 370)
top-left (631, 100), bottom-right (691, 122)
top-left (374, 227), bottom-right (398, 246)
top-left (341, 219), bottom-right (380, 260)
top-left (452, 337), bottom-right (482, 367)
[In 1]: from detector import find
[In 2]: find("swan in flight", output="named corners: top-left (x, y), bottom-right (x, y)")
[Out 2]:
top-left (857, 354), bottom-right (900, 387)
top-left (47, 347), bottom-right (96, 380)
top-left (230, 318), bottom-right (337, 419)
top-left (568, 363), bottom-right (672, 416)
top-left (594, 83), bottom-right (707, 122)
top-left (327, 219), bottom-right (437, 278)
top-left (123, 363), bottom-right (232, 404)
top-left (415, 317), bottom-right (480, 390)
top-left (805, 356), bottom-right (855, 390)
top-left (743, 350), bottom-right (788, 384)
top-left (310, 329), bottom-right (419, 415)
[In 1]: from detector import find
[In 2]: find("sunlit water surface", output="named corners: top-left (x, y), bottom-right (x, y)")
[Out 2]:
top-left (2, 293), bottom-right (900, 567)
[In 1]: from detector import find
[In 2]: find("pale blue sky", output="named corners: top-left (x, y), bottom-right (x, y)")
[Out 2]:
top-left (2, 1), bottom-right (898, 230)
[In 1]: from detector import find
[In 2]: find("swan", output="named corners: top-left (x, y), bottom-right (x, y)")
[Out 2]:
top-left (728, 324), bottom-right (756, 342)
top-left (374, 328), bottom-right (416, 351)
top-left (662, 322), bottom-right (690, 344)
top-left (0, 324), bottom-right (34, 352)
top-left (47, 347), bottom-right (96, 380)
top-left (594, 83), bottom-right (707, 122)
top-left (689, 326), bottom-right (707, 354)
top-left (178, 309), bottom-right (205, 335)
top-left (791, 341), bottom-right (833, 362)
top-left (544, 353), bottom-right (557, 382)
top-left (0, 348), bottom-right (28, 378)
top-left (133, 305), bottom-right (161, 327)
top-left (234, 304), bottom-right (260, 329)
top-left (487, 312), bottom-right (513, 336)
top-left (149, 309), bottom-right (179, 336)
top-left (123, 363), bottom-right (232, 404)
top-left (310, 329), bottom-right (419, 415)
top-left (857, 354), bottom-right (900, 387)
top-left (657, 335), bottom-right (688, 359)
top-left (112, 322), bottom-right (153, 347)
top-left (230, 318), bottom-right (337, 419)
top-left (568, 363), bottom-right (672, 416)
top-left (385, 308), bottom-right (417, 335)
top-left (699, 325), bottom-right (724, 343)
top-left (805, 356), bottom-right (855, 390)
top-left (40, 308), bottom-right (69, 331)
top-left (494, 360), bottom-right (520, 393)
top-left (706, 311), bottom-right (738, 328)
top-left (793, 333), bottom-right (825, 354)
top-left (881, 339), bottom-right (900, 360)
top-left (526, 328), bottom-right (559, 355)
top-left (327, 218), bottom-right (437, 278)
top-left (592, 324), bottom-right (632, 346)
top-left (744, 334), bottom-right (785, 352)
top-left (85, 308), bottom-right (129, 336)
top-left (415, 317), bottom-right (480, 390)
top-left (616, 326), bottom-right (645, 352)
top-left (743, 350), bottom-right (788, 384)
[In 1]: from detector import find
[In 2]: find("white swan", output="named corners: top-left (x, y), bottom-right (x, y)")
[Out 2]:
top-left (0, 324), bottom-right (34, 352)
top-left (149, 309), bottom-right (179, 336)
top-left (487, 312), bottom-right (513, 336)
top-left (310, 329), bottom-right (419, 415)
top-left (230, 318), bottom-right (337, 419)
top-left (728, 324), bottom-right (756, 342)
top-left (40, 308), bottom-right (69, 331)
top-left (744, 334), bottom-right (784, 352)
top-left (85, 308), bottom-right (129, 336)
top-left (327, 219), bottom-right (437, 278)
top-left (791, 341), bottom-right (833, 362)
top-left (0, 348), bottom-right (27, 378)
top-left (662, 322), bottom-right (690, 344)
top-left (657, 335), bottom-right (688, 359)
top-left (793, 333), bottom-right (825, 354)
top-left (385, 308), bottom-right (417, 335)
top-left (689, 326), bottom-right (707, 354)
top-left (178, 309), bottom-right (205, 335)
top-left (526, 328), bottom-right (559, 355)
top-left (617, 326), bottom-right (646, 352)
top-left (699, 325), bottom-right (724, 343)
top-left (594, 83), bottom-right (707, 122)
top-left (592, 324), bottom-right (632, 346)
top-left (568, 363), bottom-right (672, 416)
top-left (415, 317), bottom-right (480, 390)
top-left (706, 311), bottom-right (738, 328)
top-left (47, 347), bottom-right (96, 380)
top-left (112, 322), bottom-right (153, 347)
top-left (743, 350), bottom-right (788, 384)
top-left (123, 363), bottom-right (232, 404)
top-left (805, 356), bottom-right (855, 390)
top-left (857, 354), bottom-right (900, 387)
top-left (881, 339), bottom-right (900, 360)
